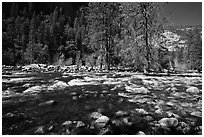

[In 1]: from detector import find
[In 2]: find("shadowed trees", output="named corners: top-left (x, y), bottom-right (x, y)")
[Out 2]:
top-left (2, 2), bottom-right (202, 72)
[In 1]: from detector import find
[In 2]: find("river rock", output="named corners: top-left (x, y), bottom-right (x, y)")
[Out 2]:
top-left (122, 117), bottom-right (132, 126)
top-left (90, 112), bottom-right (103, 119)
top-left (34, 126), bottom-right (44, 134)
top-left (102, 90), bottom-right (108, 93)
top-left (22, 83), bottom-right (32, 87)
top-left (48, 81), bottom-right (69, 90)
top-left (68, 79), bottom-right (86, 86)
top-left (63, 129), bottom-right (71, 135)
top-left (98, 127), bottom-right (112, 135)
top-left (95, 116), bottom-right (110, 128)
top-left (115, 110), bottom-right (129, 117)
top-left (72, 96), bottom-right (77, 100)
top-left (166, 111), bottom-right (180, 119)
top-left (125, 86), bottom-right (150, 94)
top-left (190, 111), bottom-right (202, 117)
top-left (118, 92), bottom-right (133, 98)
top-left (103, 80), bottom-right (121, 85)
top-left (137, 131), bottom-right (145, 135)
top-left (128, 98), bottom-right (141, 103)
top-left (8, 77), bottom-right (37, 83)
top-left (48, 125), bottom-right (54, 131)
top-left (166, 102), bottom-right (175, 107)
top-left (197, 131), bottom-right (202, 135)
top-left (186, 87), bottom-right (199, 94)
top-left (38, 100), bottom-right (56, 107)
top-left (62, 121), bottom-right (72, 126)
top-left (155, 108), bottom-right (163, 115)
top-left (179, 121), bottom-right (190, 134)
top-left (76, 121), bottom-right (85, 128)
top-left (171, 87), bottom-right (178, 92)
top-left (112, 119), bottom-right (124, 126)
top-left (144, 116), bottom-right (154, 121)
top-left (111, 84), bottom-right (125, 91)
top-left (23, 85), bottom-right (43, 93)
top-left (158, 118), bottom-right (178, 128)
top-left (135, 108), bottom-right (149, 115)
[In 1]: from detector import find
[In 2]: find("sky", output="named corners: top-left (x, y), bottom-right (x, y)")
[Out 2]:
top-left (161, 2), bottom-right (202, 26)
top-left (2, 2), bottom-right (202, 26)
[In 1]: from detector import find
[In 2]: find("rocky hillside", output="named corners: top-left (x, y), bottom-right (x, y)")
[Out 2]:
top-left (161, 26), bottom-right (201, 51)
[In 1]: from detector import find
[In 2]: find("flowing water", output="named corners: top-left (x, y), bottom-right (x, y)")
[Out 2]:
top-left (2, 70), bottom-right (202, 135)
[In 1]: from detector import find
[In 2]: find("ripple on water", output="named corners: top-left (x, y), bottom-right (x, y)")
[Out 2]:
top-left (2, 71), bottom-right (202, 135)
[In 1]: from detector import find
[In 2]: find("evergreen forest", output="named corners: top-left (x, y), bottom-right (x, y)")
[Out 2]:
top-left (2, 2), bottom-right (202, 72)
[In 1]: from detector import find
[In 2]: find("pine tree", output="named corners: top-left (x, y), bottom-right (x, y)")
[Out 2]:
top-left (135, 2), bottom-right (164, 72)
top-left (50, 7), bottom-right (59, 63)
top-left (20, 18), bottom-right (30, 64)
top-left (86, 2), bottom-right (122, 70)
top-left (187, 27), bottom-right (202, 71)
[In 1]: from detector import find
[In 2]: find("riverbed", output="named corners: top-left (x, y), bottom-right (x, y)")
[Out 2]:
top-left (2, 68), bottom-right (202, 135)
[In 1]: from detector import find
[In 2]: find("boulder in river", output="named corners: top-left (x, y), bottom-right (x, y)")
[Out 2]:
top-left (125, 86), bottom-right (150, 94)
top-left (166, 111), bottom-right (180, 119)
top-left (178, 121), bottom-right (190, 134)
top-left (23, 85), bottom-right (43, 94)
top-left (115, 110), bottom-right (129, 117)
top-left (190, 111), bottom-right (202, 117)
top-left (135, 108), bottom-right (149, 115)
top-left (186, 87), bottom-right (200, 94)
top-left (76, 121), bottom-right (85, 128)
top-left (95, 116), bottom-right (110, 128)
top-left (158, 118), bottom-right (178, 128)
top-left (68, 79), bottom-right (100, 86)
top-left (62, 121), bottom-right (72, 126)
top-left (144, 116), bottom-right (154, 121)
top-left (34, 126), bottom-right (44, 134)
top-left (48, 80), bottom-right (69, 90)
top-left (90, 112), bottom-right (103, 119)
top-left (137, 131), bottom-right (146, 135)
top-left (155, 108), bottom-right (163, 115)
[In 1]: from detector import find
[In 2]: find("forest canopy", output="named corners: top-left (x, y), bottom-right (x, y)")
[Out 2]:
top-left (2, 2), bottom-right (202, 72)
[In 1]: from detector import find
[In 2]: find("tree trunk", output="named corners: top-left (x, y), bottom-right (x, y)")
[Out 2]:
top-left (144, 6), bottom-right (149, 73)
top-left (13, 42), bottom-right (16, 66)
